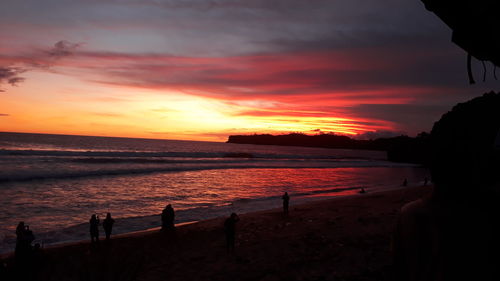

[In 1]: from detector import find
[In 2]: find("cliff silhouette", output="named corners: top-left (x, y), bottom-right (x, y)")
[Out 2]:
top-left (227, 133), bottom-right (430, 164)
top-left (422, 0), bottom-right (500, 83)
top-left (228, 91), bottom-right (499, 165)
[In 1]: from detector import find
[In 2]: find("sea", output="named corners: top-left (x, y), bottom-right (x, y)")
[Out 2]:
top-left (0, 132), bottom-right (428, 254)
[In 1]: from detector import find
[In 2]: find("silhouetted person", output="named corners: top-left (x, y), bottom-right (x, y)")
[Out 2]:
top-left (33, 243), bottom-right (42, 256)
top-left (282, 192), bottom-right (290, 215)
top-left (224, 213), bottom-right (239, 252)
top-left (393, 92), bottom-right (500, 281)
top-left (103, 213), bottom-right (115, 240)
top-left (424, 177), bottom-right (429, 186)
top-left (15, 222), bottom-right (34, 259)
top-left (161, 204), bottom-right (175, 230)
top-left (89, 214), bottom-right (100, 243)
top-left (15, 221), bottom-right (26, 257)
top-left (402, 178), bottom-right (408, 186)
top-left (31, 242), bottom-right (44, 274)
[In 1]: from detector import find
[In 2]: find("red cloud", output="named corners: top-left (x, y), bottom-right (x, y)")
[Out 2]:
top-left (0, 41), bottom-right (483, 135)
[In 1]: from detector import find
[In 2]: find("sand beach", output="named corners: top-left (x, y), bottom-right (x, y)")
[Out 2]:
top-left (2, 185), bottom-right (431, 281)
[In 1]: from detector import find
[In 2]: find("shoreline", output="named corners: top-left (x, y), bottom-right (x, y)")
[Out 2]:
top-left (0, 184), bottom-right (412, 258)
top-left (1, 185), bottom-right (432, 280)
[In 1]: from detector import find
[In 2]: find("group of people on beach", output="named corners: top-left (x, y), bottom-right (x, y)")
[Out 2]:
top-left (13, 213), bottom-right (116, 257)
top-left (159, 193), bottom-right (291, 252)
top-left (14, 175), bottom-right (426, 255)
top-left (88, 213), bottom-right (115, 243)
top-left (14, 192), bottom-right (292, 256)
top-left (160, 202), bottom-right (241, 252)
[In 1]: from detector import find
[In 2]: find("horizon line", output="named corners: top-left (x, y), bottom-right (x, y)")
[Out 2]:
top-left (0, 131), bottom-right (227, 143)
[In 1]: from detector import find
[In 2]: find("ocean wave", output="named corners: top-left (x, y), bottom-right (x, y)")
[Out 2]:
top-left (0, 149), bottom-right (369, 160)
top-left (0, 161), bottom-right (416, 183)
top-left (68, 157), bottom-right (372, 165)
top-left (0, 149), bottom-right (225, 158)
top-left (231, 186), bottom-right (362, 204)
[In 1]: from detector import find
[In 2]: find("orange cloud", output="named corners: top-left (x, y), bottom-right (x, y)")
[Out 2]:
top-left (1, 38), bottom-right (495, 141)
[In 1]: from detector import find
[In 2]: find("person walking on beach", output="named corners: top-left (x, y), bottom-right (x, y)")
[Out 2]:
top-left (282, 192), bottom-right (290, 216)
top-left (89, 214), bottom-right (100, 243)
top-left (103, 213), bottom-right (115, 240)
top-left (224, 213), bottom-right (240, 252)
top-left (161, 204), bottom-right (175, 231)
top-left (402, 178), bottom-right (408, 186)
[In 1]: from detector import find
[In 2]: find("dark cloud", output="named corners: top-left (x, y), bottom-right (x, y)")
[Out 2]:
top-left (139, 0), bottom-right (329, 10)
top-left (234, 109), bottom-right (336, 118)
top-left (0, 113), bottom-right (10, 116)
top-left (262, 27), bottom-right (450, 53)
top-left (0, 66), bottom-right (26, 87)
top-left (0, 40), bottom-right (81, 90)
top-left (7, 76), bottom-right (26, 85)
top-left (47, 40), bottom-right (82, 57)
top-left (78, 47), bottom-right (471, 99)
top-left (346, 103), bottom-right (451, 134)
top-left (0, 0), bottom-right (450, 57)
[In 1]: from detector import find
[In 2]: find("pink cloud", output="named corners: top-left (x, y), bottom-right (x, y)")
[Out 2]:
top-left (0, 39), bottom-right (490, 135)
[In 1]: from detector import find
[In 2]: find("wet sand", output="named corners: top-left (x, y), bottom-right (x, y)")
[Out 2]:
top-left (2, 185), bottom-right (431, 281)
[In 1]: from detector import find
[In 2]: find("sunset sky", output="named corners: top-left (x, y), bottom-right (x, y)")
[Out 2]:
top-left (0, 0), bottom-right (498, 141)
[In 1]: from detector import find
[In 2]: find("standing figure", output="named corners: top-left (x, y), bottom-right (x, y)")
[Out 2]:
top-left (15, 221), bottom-right (34, 257)
top-left (224, 213), bottom-right (240, 252)
top-left (15, 221), bottom-right (26, 257)
top-left (161, 204), bottom-right (175, 230)
top-left (282, 192), bottom-right (290, 215)
top-left (424, 177), bottom-right (429, 186)
top-left (103, 213), bottom-right (115, 240)
top-left (402, 178), bottom-right (408, 187)
top-left (89, 214), bottom-right (100, 243)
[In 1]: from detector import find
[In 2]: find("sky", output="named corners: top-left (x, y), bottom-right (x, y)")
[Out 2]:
top-left (0, 0), bottom-right (498, 141)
